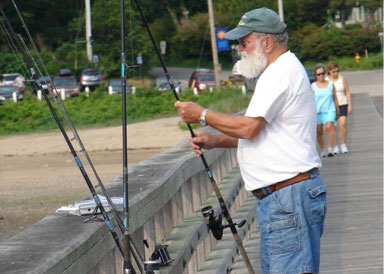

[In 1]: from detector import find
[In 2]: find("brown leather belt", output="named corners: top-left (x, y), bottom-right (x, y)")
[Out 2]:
top-left (252, 168), bottom-right (320, 200)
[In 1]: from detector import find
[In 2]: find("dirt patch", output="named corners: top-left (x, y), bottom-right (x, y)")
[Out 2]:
top-left (0, 116), bottom-right (188, 241)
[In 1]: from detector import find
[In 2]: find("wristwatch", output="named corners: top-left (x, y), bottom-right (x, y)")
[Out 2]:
top-left (200, 108), bottom-right (208, 126)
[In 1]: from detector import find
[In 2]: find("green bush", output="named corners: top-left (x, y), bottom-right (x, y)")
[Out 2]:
top-left (0, 87), bottom-right (250, 135)
top-left (290, 24), bottom-right (382, 62)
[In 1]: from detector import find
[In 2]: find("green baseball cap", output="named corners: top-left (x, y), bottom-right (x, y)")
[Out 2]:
top-left (224, 8), bottom-right (286, 40)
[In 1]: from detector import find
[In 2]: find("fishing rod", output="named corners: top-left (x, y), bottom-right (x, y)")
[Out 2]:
top-left (120, 0), bottom-right (133, 273)
top-left (9, 7), bottom-right (144, 271)
top-left (2, 0), bottom-right (126, 260)
top-left (132, 0), bottom-right (255, 273)
top-left (1, 1), bottom-right (144, 272)
top-left (8, 1), bottom-right (144, 270)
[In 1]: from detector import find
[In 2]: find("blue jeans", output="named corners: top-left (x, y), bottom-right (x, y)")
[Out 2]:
top-left (256, 170), bottom-right (327, 274)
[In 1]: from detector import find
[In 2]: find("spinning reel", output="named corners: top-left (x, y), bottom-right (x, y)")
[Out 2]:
top-left (143, 241), bottom-right (173, 274)
top-left (201, 205), bottom-right (246, 240)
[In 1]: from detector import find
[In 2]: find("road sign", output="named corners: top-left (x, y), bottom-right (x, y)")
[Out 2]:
top-left (216, 27), bottom-right (229, 52)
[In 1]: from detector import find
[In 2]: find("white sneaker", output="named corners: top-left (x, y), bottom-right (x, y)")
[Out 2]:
top-left (333, 145), bottom-right (340, 155)
top-left (320, 149), bottom-right (327, 158)
top-left (327, 147), bottom-right (334, 157)
top-left (340, 143), bottom-right (349, 154)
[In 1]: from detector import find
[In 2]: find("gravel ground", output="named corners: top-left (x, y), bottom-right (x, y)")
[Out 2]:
top-left (0, 116), bottom-right (188, 241)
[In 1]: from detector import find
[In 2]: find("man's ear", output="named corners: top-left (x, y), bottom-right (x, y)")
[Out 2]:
top-left (263, 35), bottom-right (274, 54)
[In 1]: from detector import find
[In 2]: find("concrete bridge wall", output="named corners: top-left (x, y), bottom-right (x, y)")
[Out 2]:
top-left (0, 127), bottom-right (256, 274)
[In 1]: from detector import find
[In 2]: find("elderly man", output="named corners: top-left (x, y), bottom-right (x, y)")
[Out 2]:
top-left (175, 7), bottom-right (326, 274)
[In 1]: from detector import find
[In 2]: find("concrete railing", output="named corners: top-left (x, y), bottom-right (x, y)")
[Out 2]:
top-left (0, 127), bottom-right (257, 274)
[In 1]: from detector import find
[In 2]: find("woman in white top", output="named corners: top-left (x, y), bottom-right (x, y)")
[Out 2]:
top-left (312, 64), bottom-right (339, 157)
top-left (326, 62), bottom-right (352, 154)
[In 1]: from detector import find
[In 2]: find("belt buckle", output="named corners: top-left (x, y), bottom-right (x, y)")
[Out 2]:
top-left (252, 189), bottom-right (262, 199)
top-left (255, 190), bottom-right (263, 199)
top-left (253, 187), bottom-right (272, 200)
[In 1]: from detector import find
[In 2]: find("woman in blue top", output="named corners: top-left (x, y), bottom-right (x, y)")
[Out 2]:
top-left (312, 64), bottom-right (339, 157)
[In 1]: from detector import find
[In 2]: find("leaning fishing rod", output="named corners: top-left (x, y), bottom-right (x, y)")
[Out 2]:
top-left (1, 1), bottom-right (143, 272)
top-left (132, 0), bottom-right (255, 273)
top-left (5, 3), bottom-right (144, 272)
top-left (6, 1), bottom-right (145, 272)
top-left (120, 0), bottom-right (133, 273)
top-left (1, 1), bottom-right (125, 262)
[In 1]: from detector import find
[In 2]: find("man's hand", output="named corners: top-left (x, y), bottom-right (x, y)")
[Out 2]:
top-left (189, 131), bottom-right (216, 156)
top-left (174, 101), bottom-right (204, 124)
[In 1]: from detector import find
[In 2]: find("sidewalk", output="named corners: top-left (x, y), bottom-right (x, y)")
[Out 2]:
top-left (231, 93), bottom-right (383, 273)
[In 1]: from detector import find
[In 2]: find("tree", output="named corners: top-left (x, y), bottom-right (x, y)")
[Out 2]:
top-left (329, 0), bottom-right (356, 28)
top-left (357, 0), bottom-right (383, 27)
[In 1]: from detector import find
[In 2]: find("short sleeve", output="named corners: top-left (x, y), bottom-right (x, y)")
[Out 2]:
top-left (245, 75), bottom-right (289, 123)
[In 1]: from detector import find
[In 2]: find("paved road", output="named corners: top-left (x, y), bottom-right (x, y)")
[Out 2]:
top-left (150, 67), bottom-right (383, 96)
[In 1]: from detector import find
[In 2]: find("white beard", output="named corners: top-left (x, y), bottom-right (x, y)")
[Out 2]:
top-left (239, 45), bottom-right (267, 78)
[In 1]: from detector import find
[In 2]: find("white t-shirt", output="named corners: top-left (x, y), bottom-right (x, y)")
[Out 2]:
top-left (326, 75), bottom-right (347, 106)
top-left (237, 51), bottom-right (321, 191)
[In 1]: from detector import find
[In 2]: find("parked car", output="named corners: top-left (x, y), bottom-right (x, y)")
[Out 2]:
top-left (52, 75), bottom-right (80, 98)
top-left (58, 68), bottom-right (74, 77)
top-left (305, 68), bottom-right (316, 83)
top-left (188, 69), bottom-right (215, 92)
top-left (80, 68), bottom-right (104, 91)
top-left (35, 75), bottom-right (52, 90)
top-left (0, 85), bottom-right (23, 105)
top-left (230, 60), bottom-right (258, 92)
top-left (106, 78), bottom-right (130, 94)
top-left (154, 76), bottom-right (181, 92)
top-left (2, 73), bottom-right (19, 85)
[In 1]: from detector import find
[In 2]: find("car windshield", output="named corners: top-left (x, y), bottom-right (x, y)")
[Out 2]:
top-left (156, 77), bottom-right (177, 88)
top-left (38, 76), bottom-right (51, 83)
top-left (110, 79), bottom-right (128, 86)
top-left (109, 80), bottom-right (121, 87)
top-left (54, 77), bottom-right (76, 86)
top-left (197, 74), bottom-right (214, 81)
top-left (83, 70), bottom-right (101, 76)
top-left (0, 85), bottom-right (18, 95)
top-left (3, 75), bottom-right (18, 81)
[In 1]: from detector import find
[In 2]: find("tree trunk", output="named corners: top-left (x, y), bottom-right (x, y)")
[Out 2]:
top-left (341, 8), bottom-right (346, 28)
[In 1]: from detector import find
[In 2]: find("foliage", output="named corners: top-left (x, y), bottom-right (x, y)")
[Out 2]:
top-left (304, 52), bottom-right (383, 71)
top-left (0, 0), bottom-right (382, 78)
top-left (290, 24), bottom-right (382, 61)
top-left (0, 86), bottom-right (249, 135)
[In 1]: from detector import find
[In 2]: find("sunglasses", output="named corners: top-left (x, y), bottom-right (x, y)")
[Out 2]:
top-left (237, 39), bottom-right (254, 49)
top-left (316, 72), bottom-right (325, 76)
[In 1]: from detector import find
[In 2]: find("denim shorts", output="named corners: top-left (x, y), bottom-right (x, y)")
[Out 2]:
top-left (339, 104), bottom-right (348, 117)
top-left (256, 170), bottom-right (327, 274)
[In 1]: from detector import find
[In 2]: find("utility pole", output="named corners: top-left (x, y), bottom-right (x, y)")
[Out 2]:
top-left (85, 0), bottom-right (93, 62)
top-left (207, 0), bottom-right (220, 90)
top-left (278, 0), bottom-right (284, 22)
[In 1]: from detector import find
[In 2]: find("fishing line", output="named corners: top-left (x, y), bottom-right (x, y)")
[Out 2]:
top-left (132, 0), bottom-right (255, 273)
top-left (12, 2), bottom-right (144, 270)
top-left (0, 8), bottom-right (57, 129)
top-left (0, 18), bottom-right (29, 77)
top-left (2, 1), bottom-right (143, 271)
top-left (197, 23), bottom-right (210, 70)
top-left (120, 0), bottom-right (134, 273)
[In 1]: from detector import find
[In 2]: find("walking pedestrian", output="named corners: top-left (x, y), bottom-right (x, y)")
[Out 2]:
top-left (175, 8), bottom-right (326, 274)
top-left (312, 64), bottom-right (339, 157)
top-left (326, 62), bottom-right (352, 154)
